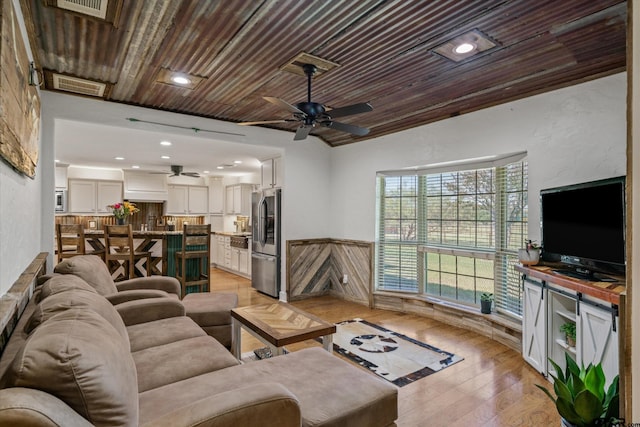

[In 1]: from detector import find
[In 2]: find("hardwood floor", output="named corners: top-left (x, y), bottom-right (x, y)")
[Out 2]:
top-left (209, 268), bottom-right (560, 427)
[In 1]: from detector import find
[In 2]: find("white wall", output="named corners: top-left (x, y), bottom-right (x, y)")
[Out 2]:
top-left (0, 0), bottom-right (44, 295)
top-left (329, 73), bottom-right (627, 243)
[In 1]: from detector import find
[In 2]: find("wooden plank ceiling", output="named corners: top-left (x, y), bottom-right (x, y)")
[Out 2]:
top-left (22, 0), bottom-right (627, 146)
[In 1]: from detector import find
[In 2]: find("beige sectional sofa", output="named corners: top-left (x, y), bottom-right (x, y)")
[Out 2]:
top-left (0, 260), bottom-right (398, 426)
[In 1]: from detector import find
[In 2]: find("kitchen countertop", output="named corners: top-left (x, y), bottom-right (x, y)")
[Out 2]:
top-left (84, 229), bottom-right (184, 236)
top-left (212, 231), bottom-right (252, 237)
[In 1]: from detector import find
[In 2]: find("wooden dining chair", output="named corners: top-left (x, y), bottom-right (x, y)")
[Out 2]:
top-left (104, 224), bottom-right (151, 280)
top-left (56, 223), bottom-right (105, 263)
top-left (175, 224), bottom-right (211, 297)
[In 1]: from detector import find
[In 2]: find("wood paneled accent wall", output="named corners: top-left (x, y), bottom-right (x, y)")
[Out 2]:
top-left (287, 239), bottom-right (373, 306)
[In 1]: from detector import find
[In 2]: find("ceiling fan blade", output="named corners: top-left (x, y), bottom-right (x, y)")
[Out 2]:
top-left (264, 97), bottom-right (305, 115)
top-left (149, 171), bottom-right (172, 174)
top-left (325, 102), bottom-right (373, 118)
top-left (238, 119), bottom-right (294, 126)
top-left (321, 121), bottom-right (370, 136)
top-left (294, 125), bottom-right (312, 141)
top-left (183, 172), bottom-right (200, 177)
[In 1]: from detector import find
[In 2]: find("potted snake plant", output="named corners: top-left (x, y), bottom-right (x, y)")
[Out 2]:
top-left (536, 353), bottom-right (621, 427)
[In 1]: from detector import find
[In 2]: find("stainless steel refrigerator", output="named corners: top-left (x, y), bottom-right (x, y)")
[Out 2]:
top-left (251, 188), bottom-right (281, 297)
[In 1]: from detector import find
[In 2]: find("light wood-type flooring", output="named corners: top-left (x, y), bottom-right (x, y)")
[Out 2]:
top-left (209, 268), bottom-right (560, 427)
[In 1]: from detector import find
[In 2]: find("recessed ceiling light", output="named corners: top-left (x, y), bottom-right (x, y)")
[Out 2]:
top-left (160, 141), bottom-right (172, 146)
top-left (115, 156), bottom-right (124, 160)
top-left (203, 170), bottom-right (210, 174)
top-left (233, 160), bottom-right (242, 164)
top-left (55, 159), bottom-right (60, 163)
top-left (155, 68), bottom-right (204, 90)
top-left (454, 43), bottom-right (475, 54)
top-left (216, 166), bottom-right (224, 170)
top-left (161, 155), bottom-right (170, 159)
top-left (433, 30), bottom-right (497, 62)
top-left (171, 76), bottom-right (190, 85)
top-left (132, 165), bottom-right (140, 169)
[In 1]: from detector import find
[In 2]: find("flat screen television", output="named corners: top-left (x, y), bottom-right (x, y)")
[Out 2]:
top-left (540, 176), bottom-right (626, 280)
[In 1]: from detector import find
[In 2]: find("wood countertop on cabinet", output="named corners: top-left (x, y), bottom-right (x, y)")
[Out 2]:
top-left (515, 264), bottom-right (625, 305)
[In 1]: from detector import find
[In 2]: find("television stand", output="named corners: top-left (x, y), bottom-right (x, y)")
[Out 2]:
top-left (552, 268), bottom-right (617, 283)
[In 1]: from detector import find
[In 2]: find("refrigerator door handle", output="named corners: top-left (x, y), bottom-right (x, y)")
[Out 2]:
top-left (259, 196), bottom-right (267, 246)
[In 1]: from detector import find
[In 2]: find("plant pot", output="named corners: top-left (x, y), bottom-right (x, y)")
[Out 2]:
top-left (518, 248), bottom-right (540, 265)
top-left (116, 217), bottom-right (125, 225)
top-left (561, 418), bottom-right (577, 427)
top-left (566, 334), bottom-right (576, 348)
top-left (480, 300), bottom-right (492, 314)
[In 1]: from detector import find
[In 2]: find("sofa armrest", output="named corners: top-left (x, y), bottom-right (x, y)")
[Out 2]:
top-left (140, 383), bottom-right (301, 427)
top-left (115, 276), bottom-right (181, 298)
top-left (0, 387), bottom-right (93, 427)
top-left (116, 298), bottom-right (185, 326)
top-left (106, 289), bottom-right (177, 305)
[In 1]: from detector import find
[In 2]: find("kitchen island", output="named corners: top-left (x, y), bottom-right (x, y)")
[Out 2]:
top-left (84, 229), bottom-right (189, 281)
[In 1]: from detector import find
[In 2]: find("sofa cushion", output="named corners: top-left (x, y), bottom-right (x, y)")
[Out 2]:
top-left (24, 289), bottom-right (130, 350)
top-left (3, 309), bottom-right (139, 427)
top-left (55, 255), bottom-right (118, 296)
top-left (132, 335), bottom-right (239, 392)
top-left (138, 347), bottom-right (398, 427)
top-left (126, 316), bottom-right (206, 352)
top-left (37, 274), bottom-right (98, 302)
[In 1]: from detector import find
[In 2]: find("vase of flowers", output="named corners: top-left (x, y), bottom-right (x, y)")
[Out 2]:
top-left (107, 201), bottom-right (139, 224)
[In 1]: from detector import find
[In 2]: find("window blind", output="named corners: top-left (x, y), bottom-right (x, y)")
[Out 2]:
top-left (375, 154), bottom-right (528, 317)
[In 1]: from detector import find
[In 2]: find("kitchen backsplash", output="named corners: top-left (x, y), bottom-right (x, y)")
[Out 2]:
top-left (55, 202), bottom-right (204, 231)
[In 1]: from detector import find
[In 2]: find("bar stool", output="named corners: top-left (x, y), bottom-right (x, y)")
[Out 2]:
top-left (104, 224), bottom-right (152, 281)
top-left (56, 223), bottom-right (105, 263)
top-left (175, 224), bottom-right (211, 297)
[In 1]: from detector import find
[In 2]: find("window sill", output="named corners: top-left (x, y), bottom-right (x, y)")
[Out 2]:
top-left (373, 290), bottom-right (522, 352)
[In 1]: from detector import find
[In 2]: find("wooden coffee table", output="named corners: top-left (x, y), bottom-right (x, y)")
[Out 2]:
top-left (231, 302), bottom-right (336, 360)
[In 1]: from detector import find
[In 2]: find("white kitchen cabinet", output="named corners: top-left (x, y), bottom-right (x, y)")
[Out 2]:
top-left (260, 157), bottom-right (282, 189)
top-left (211, 234), bottom-right (251, 278)
top-left (231, 248), bottom-right (240, 271)
top-left (209, 234), bottom-right (218, 266)
top-left (96, 182), bottom-right (124, 213)
top-left (225, 184), bottom-right (252, 215)
top-left (69, 180), bottom-right (96, 213)
top-left (167, 185), bottom-right (188, 214)
top-left (55, 166), bottom-right (68, 189)
top-left (123, 171), bottom-right (168, 201)
top-left (167, 185), bottom-right (208, 214)
top-left (215, 236), bottom-right (225, 266)
top-left (520, 268), bottom-right (620, 386)
top-left (68, 179), bottom-right (122, 214)
top-left (208, 178), bottom-right (224, 214)
top-left (239, 249), bottom-right (249, 275)
top-left (188, 186), bottom-right (208, 213)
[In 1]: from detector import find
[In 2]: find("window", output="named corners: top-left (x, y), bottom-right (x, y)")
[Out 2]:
top-left (375, 155), bottom-right (527, 317)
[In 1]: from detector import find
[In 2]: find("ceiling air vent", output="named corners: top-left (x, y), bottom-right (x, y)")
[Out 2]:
top-left (51, 73), bottom-right (107, 97)
top-left (280, 52), bottom-right (340, 78)
top-left (56, 0), bottom-right (108, 19)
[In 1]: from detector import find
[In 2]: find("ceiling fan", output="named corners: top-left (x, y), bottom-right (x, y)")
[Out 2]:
top-left (151, 165), bottom-right (200, 177)
top-left (238, 63), bottom-right (373, 141)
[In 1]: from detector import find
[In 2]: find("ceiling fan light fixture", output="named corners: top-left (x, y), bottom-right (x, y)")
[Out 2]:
top-left (434, 29), bottom-right (498, 62)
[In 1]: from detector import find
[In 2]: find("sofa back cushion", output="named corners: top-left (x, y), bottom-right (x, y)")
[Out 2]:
top-left (37, 274), bottom-right (98, 302)
top-left (2, 309), bottom-right (138, 427)
top-left (54, 255), bottom-right (118, 296)
top-left (25, 289), bottom-right (130, 350)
